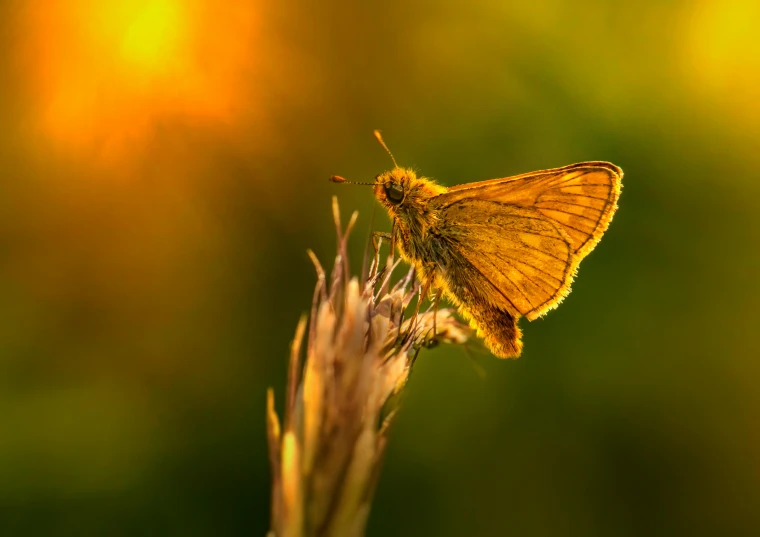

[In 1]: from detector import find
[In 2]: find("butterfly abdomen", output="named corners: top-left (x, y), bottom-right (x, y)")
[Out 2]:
top-left (462, 302), bottom-right (523, 359)
top-left (430, 246), bottom-right (525, 359)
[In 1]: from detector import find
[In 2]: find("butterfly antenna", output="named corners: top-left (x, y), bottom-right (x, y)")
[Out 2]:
top-left (329, 176), bottom-right (373, 185)
top-left (373, 130), bottom-right (399, 168)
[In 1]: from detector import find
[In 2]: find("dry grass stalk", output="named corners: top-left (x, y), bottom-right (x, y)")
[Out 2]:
top-left (266, 197), bottom-right (469, 537)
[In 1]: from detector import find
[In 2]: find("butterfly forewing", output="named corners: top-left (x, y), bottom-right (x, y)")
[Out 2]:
top-left (443, 201), bottom-right (573, 317)
top-left (432, 162), bottom-right (622, 320)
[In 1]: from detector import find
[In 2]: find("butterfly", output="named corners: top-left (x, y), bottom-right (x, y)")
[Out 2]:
top-left (332, 131), bottom-right (622, 358)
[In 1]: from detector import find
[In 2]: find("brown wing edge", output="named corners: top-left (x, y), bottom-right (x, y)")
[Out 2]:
top-left (523, 162), bottom-right (623, 321)
top-left (444, 161), bottom-right (619, 192)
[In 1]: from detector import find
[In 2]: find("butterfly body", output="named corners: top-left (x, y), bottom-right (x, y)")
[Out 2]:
top-left (373, 162), bottom-right (622, 359)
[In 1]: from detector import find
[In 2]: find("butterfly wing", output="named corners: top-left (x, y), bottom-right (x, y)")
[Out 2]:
top-left (430, 162), bottom-right (622, 321)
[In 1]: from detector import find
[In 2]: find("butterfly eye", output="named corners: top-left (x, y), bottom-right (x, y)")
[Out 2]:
top-left (385, 183), bottom-right (405, 204)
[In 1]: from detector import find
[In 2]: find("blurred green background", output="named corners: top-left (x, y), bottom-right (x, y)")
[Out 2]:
top-left (2, 0), bottom-right (759, 535)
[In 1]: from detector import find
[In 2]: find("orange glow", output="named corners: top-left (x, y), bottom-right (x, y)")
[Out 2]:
top-left (24, 0), bottom-right (259, 163)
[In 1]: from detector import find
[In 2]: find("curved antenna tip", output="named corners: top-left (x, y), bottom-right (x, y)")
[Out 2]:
top-left (372, 130), bottom-right (399, 168)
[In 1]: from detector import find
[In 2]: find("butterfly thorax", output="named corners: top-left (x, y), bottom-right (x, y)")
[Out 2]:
top-left (373, 168), bottom-right (447, 267)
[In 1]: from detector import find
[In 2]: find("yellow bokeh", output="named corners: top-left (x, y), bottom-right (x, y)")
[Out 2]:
top-left (682, 0), bottom-right (760, 127)
top-left (120, 0), bottom-right (182, 73)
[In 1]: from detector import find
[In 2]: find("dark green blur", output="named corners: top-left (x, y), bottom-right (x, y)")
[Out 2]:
top-left (2, 0), bottom-right (759, 535)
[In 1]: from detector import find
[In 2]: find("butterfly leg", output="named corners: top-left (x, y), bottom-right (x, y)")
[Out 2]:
top-left (432, 288), bottom-right (443, 337)
top-left (409, 278), bottom-right (429, 321)
top-left (389, 222), bottom-right (396, 267)
top-left (371, 231), bottom-right (392, 251)
top-left (371, 231), bottom-right (392, 278)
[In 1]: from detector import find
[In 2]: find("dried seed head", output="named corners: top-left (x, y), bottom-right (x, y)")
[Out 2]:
top-left (267, 197), bottom-right (470, 537)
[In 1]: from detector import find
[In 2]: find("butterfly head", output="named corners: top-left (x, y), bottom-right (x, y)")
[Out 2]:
top-left (373, 168), bottom-right (416, 208)
top-left (329, 130), bottom-right (445, 220)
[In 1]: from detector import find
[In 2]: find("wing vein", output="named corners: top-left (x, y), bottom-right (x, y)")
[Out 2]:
top-left (538, 209), bottom-right (599, 223)
top-left (545, 192), bottom-right (610, 202)
top-left (492, 251), bottom-right (564, 285)
top-left (475, 252), bottom-right (535, 311)
top-left (512, 243), bottom-right (568, 263)
top-left (452, 223), bottom-right (571, 243)
top-left (550, 171), bottom-right (594, 188)
top-left (537, 200), bottom-right (605, 212)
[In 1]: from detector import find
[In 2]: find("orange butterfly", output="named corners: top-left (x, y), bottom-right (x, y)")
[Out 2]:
top-left (333, 132), bottom-right (622, 358)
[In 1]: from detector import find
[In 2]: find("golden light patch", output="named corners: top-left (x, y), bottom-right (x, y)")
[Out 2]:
top-left (120, 1), bottom-right (182, 73)
top-left (681, 0), bottom-right (760, 126)
top-left (22, 0), bottom-right (259, 163)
